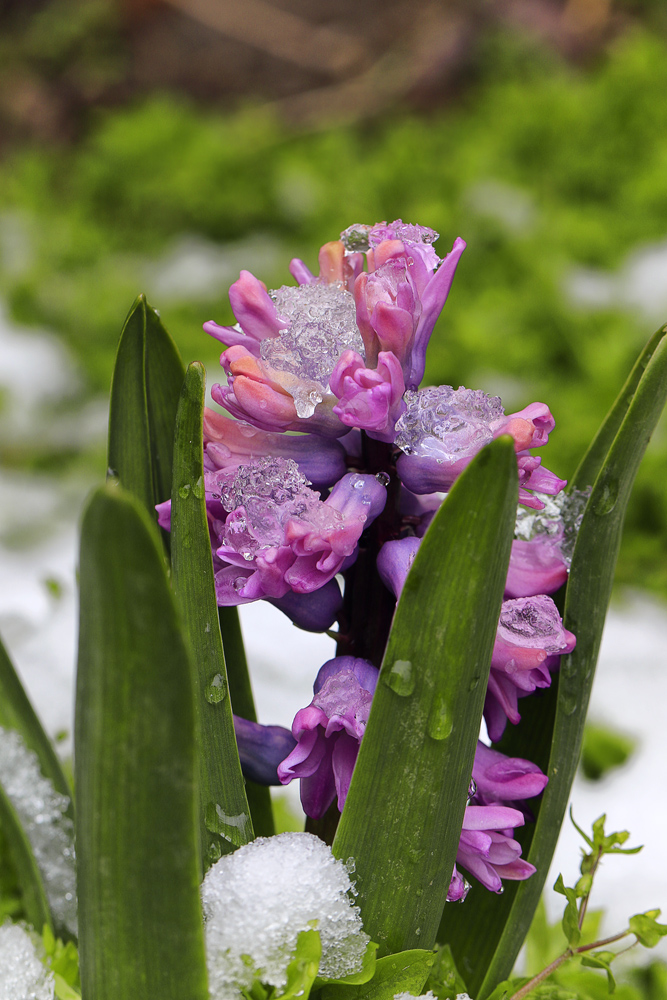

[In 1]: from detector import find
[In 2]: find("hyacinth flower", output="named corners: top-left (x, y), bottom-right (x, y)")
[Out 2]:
top-left (485, 595), bottom-right (577, 742)
top-left (277, 657), bottom-right (379, 819)
top-left (202, 407), bottom-right (347, 490)
top-left (233, 716), bottom-right (296, 785)
top-left (455, 804), bottom-right (537, 895)
top-left (394, 386), bottom-right (566, 509)
top-left (471, 741), bottom-right (549, 806)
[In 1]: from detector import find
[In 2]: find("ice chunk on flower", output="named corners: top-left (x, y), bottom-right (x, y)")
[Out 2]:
top-left (202, 832), bottom-right (369, 999)
top-left (0, 728), bottom-right (77, 935)
top-left (261, 282), bottom-right (365, 387)
top-left (393, 992), bottom-right (438, 1000)
top-left (0, 922), bottom-right (54, 1000)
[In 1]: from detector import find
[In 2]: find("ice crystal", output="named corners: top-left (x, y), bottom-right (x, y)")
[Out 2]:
top-left (368, 221), bottom-right (439, 247)
top-left (216, 458), bottom-right (343, 559)
top-left (0, 728), bottom-right (77, 936)
top-left (340, 224), bottom-right (372, 252)
top-left (395, 386), bottom-right (504, 460)
top-left (393, 993), bottom-right (438, 1000)
top-left (261, 283), bottom-right (364, 416)
top-left (0, 922), bottom-right (54, 1000)
top-left (202, 832), bottom-right (369, 1000)
top-left (498, 597), bottom-right (565, 650)
top-left (514, 487), bottom-right (591, 567)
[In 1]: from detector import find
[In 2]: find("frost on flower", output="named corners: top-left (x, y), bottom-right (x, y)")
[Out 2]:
top-left (0, 728), bottom-right (77, 935)
top-left (395, 386), bottom-right (504, 461)
top-left (202, 832), bottom-right (369, 1000)
top-left (0, 922), bottom-right (54, 1000)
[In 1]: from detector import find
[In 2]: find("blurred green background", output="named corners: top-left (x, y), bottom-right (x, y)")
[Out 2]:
top-left (1, 0), bottom-right (667, 590)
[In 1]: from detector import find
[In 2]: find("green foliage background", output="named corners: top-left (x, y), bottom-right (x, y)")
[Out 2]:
top-left (2, 27), bottom-right (667, 591)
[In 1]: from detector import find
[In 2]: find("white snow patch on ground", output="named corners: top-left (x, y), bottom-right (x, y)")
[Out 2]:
top-left (566, 237), bottom-right (667, 323)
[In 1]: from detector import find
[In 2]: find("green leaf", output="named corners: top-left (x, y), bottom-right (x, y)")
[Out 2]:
top-left (628, 913), bottom-right (667, 948)
top-left (0, 631), bottom-right (72, 803)
top-left (334, 437), bottom-right (518, 956)
top-left (320, 950), bottom-right (434, 1000)
top-left (75, 485), bottom-right (208, 1000)
top-left (426, 943), bottom-right (469, 1000)
top-left (278, 928), bottom-right (322, 1000)
top-left (437, 330), bottom-right (667, 997)
top-left (315, 941), bottom-right (378, 987)
top-left (580, 952), bottom-right (617, 993)
top-left (53, 974), bottom-right (82, 1000)
top-left (571, 323), bottom-right (667, 490)
top-left (219, 606), bottom-right (276, 838)
top-left (580, 723), bottom-right (636, 781)
top-left (170, 362), bottom-right (253, 870)
top-left (0, 782), bottom-right (52, 931)
top-left (107, 294), bottom-right (185, 522)
top-left (553, 875), bottom-right (580, 948)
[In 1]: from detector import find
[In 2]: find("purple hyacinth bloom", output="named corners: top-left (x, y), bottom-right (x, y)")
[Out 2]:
top-left (277, 657), bottom-right (379, 819)
top-left (202, 459), bottom-right (387, 604)
top-left (505, 535), bottom-right (568, 598)
top-left (203, 408), bottom-right (347, 490)
top-left (472, 741), bottom-right (548, 805)
top-left (233, 716), bottom-right (297, 785)
top-left (353, 228), bottom-right (466, 389)
top-left (203, 269), bottom-right (287, 355)
top-left (456, 804), bottom-right (536, 893)
top-left (395, 386), bottom-right (564, 508)
top-left (485, 595), bottom-right (576, 742)
top-left (329, 349), bottom-right (406, 442)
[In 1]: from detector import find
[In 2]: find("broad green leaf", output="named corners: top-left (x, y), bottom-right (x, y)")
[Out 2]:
top-left (75, 485), bottom-right (208, 1000)
top-left (438, 332), bottom-right (667, 997)
top-left (171, 362), bottom-right (253, 869)
top-left (218, 606), bottom-right (276, 837)
top-left (278, 928), bottom-right (322, 1000)
top-left (628, 913), bottom-right (667, 948)
top-left (333, 438), bottom-right (518, 955)
top-left (426, 943), bottom-right (469, 1000)
top-left (0, 782), bottom-right (52, 931)
top-left (320, 950), bottom-right (434, 1000)
top-left (107, 294), bottom-right (185, 521)
top-left (0, 632), bottom-right (72, 803)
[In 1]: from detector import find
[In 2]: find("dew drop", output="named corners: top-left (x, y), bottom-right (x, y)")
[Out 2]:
top-left (192, 475), bottom-right (205, 499)
top-left (179, 483), bottom-right (191, 499)
top-left (375, 471), bottom-right (390, 487)
top-left (593, 477), bottom-right (618, 515)
top-left (559, 691), bottom-right (577, 716)
top-left (205, 673), bottom-right (228, 704)
top-left (468, 675), bottom-right (481, 692)
top-left (427, 692), bottom-right (453, 740)
top-left (383, 659), bottom-right (415, 696)
top-left (205, 803), bottom-right (251, 847)
top-left (208, 839), bottom-right (222, 864)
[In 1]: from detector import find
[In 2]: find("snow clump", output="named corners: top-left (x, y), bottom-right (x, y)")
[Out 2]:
top-left (0, 922), bottom-right (54, 1000)
top-left (201, 831), bottom-right (369, 1000)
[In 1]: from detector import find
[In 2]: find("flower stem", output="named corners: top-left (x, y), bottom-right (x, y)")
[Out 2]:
top-left (507, 929), bottom-right (632, 1000)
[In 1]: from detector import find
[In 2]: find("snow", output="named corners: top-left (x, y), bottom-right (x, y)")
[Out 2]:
top-left (0, 922), bottom-right (54, 1000)
top-left (201, 832), bottom-right (369, 999)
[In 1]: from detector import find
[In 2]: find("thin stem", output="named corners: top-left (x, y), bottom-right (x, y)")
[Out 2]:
top-left (578, 850), bottom-right (602, 931)
top-left (508, 929), bottom-right (632, 1000)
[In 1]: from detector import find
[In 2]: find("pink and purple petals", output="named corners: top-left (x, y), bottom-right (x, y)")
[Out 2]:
top-left (457, 804), bottom-right (536, 893)
top-left (484, 595), bottom-right (576, 741)
top-left (202, 408), bottom-right (347, 489)
top-left (209, 460), bottom-right (387, 605)
top-left (505, 535), bottom-right (568, 599)
top-left (376, 536), bottom-right (421, 600)
top-left (330, 350), bottom-right (406, 442)
top-left (447, 865), bottom-right (471, 902)
top-left (472, 742), bottom-right (548, 805)
top-left (233, 716), bottom-right (297, 785)
top-left (410, 236), bottom-right (467, 387)
top-left (278, 657), bottom-right (379, 818)
top-left (203, 269), bottom-right (286, 354)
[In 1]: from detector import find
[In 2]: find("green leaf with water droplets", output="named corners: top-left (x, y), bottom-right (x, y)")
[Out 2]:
top-left (75, 485), bottom-right (208, 1000)
top-left (320, 950), bottom-right (434, 1000)
top-left (171, 362), bottom-right (253, 870)
top-left (107, 294), bottom-right (185, 523)
top-left (438, 326), bottom-right (667, 998)
top-left (333, 437), bottom-right (518, 956)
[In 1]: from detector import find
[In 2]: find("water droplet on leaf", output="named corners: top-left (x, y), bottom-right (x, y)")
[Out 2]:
top-left (179, 484), bottom-right (191, 499)
top-left (192, 475), bottom-right (205, 499)
top-left (205, 673), bottom-right (228, 704)
top-left (428, 692), bottom-right (453, 740)
top-left (205, 803), bottom-right (251, 847)
top-left (593, 477), bottom-right (618, 515)
top-left (384, 659), bottom-right (415, 696)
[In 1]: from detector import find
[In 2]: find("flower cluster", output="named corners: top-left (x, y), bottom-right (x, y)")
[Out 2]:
top-left (159, 219), bottom-right (580, 901)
